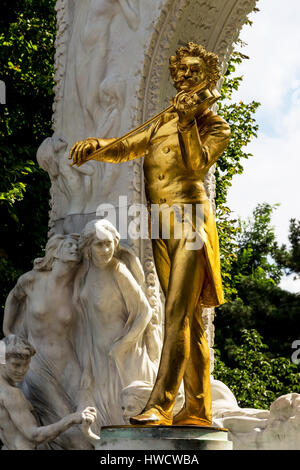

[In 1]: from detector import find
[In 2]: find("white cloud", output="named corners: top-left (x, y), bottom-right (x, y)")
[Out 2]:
top-left (234, 0), bottom-right (300, 113)
top-left (227, 133), bottom-right (300, 245)
top-left (280, 276), bottom-right (300, 294)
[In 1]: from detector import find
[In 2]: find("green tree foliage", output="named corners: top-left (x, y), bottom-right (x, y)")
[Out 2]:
top-left (214, 204), bottom-right (300, 407)
top-left (274, 219), bottom-right (300, 278)
top-left (0, 0), bottom-right (56, 332)
top-left (217, 52), bottom-right (260, 299)
top-left (215, 49), bottom-right (300, 409)
top-left (214, 329), bottom-right (300, 409)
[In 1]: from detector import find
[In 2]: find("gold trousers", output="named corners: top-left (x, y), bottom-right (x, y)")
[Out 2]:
top-left (145, 209), bottom-right (212, 423)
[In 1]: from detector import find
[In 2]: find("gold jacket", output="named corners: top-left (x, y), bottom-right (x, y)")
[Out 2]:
top-left (94, 109), bottom-right (231, 307)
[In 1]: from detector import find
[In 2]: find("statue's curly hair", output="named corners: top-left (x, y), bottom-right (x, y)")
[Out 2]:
top-left (169, 42), bottom-right (221, 91)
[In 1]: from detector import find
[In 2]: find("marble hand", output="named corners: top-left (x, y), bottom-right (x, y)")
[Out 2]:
top-left (80, 407), bottom-right (100, 441)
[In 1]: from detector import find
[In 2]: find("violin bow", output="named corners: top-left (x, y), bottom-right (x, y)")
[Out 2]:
top-left (70, 85), bottom-right (220, 166)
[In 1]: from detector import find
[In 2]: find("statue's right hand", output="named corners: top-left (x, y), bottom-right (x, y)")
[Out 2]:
top-left (69, 138), bottom-right (101, 166)
top-left (80, 407), bottom-right (100, 441)
top-left (81, 406), bottom-right (97, 425)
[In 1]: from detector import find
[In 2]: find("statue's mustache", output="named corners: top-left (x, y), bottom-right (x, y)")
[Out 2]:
top-left (174, 75), bottom-right (203, 84)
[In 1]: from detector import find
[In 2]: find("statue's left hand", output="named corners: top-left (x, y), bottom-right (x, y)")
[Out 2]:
top-left (173, 91), bottom-right (203, 127)
top-left (69, 138), bottom-right (100, 166)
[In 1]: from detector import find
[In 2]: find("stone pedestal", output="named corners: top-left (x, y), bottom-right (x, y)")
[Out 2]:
top-left (96, 425), bottom-right (233, 450)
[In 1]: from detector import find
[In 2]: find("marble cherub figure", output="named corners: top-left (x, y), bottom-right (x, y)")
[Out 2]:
top-left (0, 335), bottom-right (97, 450)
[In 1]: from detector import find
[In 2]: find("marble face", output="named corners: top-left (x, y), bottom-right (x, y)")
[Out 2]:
top-left (4, 356), bottom-right (31, 384)
top-left (90, 230), bottom-right (115, 267)
top-left (56, 237), bottom-right (81, 263)
top-left (174, 56), bottom-right (206, 92)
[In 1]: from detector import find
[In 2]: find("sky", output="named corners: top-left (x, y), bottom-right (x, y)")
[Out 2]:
top-left (227, 0), bottom-right (300, 293)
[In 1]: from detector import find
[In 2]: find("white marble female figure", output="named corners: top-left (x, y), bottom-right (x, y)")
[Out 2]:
top-left (3, 235), bottom-right (93, 449)
top-left (76, 0), bottom-right (140, 132)
top-left (84, 76), bottom-right (126, 213)
top-left (74, 219), bottom-right (157, 425)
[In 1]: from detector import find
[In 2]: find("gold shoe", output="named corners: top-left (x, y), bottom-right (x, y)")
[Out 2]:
top-left (130, 406), bottom-right (173, 426)
top-left (173, 409), bottom-right (212, 426)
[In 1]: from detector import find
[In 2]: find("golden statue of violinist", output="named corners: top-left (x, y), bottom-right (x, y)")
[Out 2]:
top-left (69, 42), bottom-right (231, 426)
